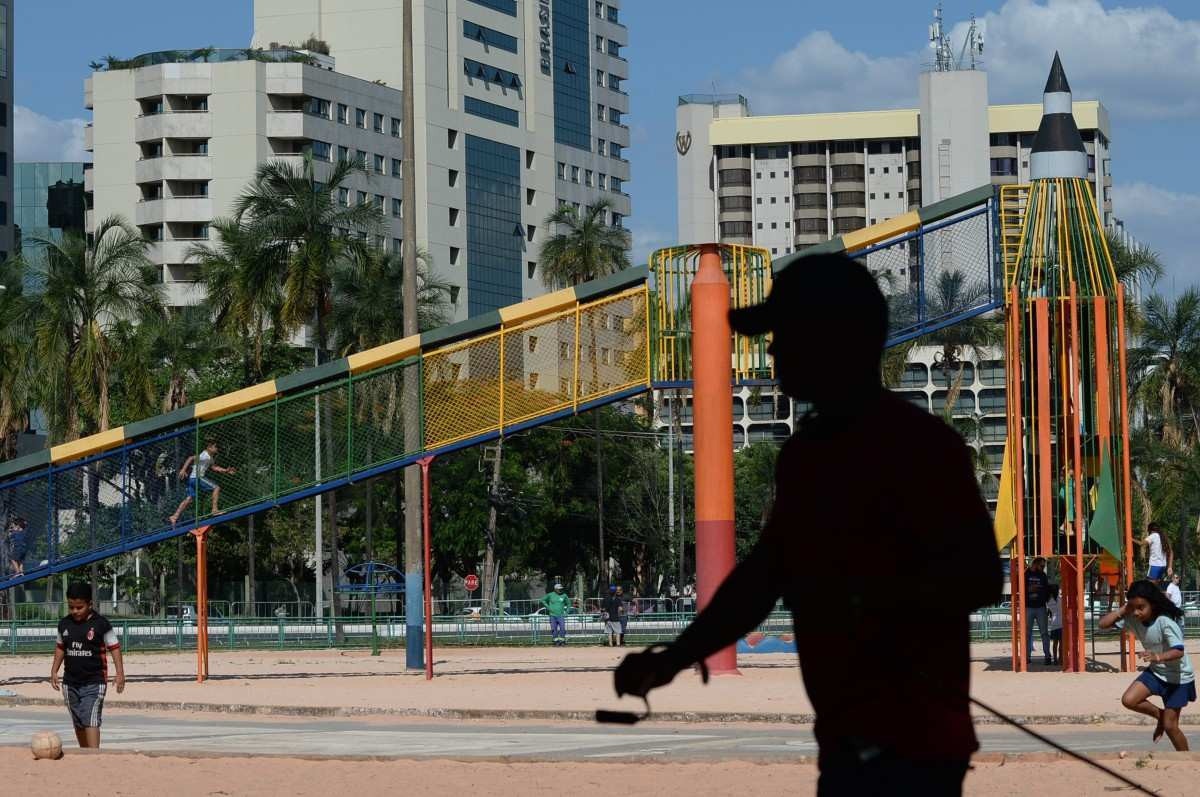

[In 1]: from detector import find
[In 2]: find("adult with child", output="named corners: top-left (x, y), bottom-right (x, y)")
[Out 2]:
top-left (1100, 579), bottom-right (1194, 751)
top-left (49, 582), bottom-right (126, 748)
top-left (1046, 583), bottom-right (1062, 666)
top-left (1140, 521), bottom-right (1172, 585)
top-left (168, 439), bottom-right (236, 526)
top-left (1025, 556), bottom-right (1052, 665)
top-left (612, 254), bottom-right (1001, 795)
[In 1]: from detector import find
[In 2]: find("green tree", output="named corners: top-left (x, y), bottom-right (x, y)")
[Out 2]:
top-left (0, 258), bottom-right (35, 460)
top-left (32, 218), bottom-right (160, 441)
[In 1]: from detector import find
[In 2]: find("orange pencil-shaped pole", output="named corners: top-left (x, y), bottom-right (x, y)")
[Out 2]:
top-left (690, 244), bottom-right (739, 676)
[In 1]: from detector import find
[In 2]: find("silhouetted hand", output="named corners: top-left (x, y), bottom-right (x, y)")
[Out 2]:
top-left (614, 645), bottom-right (687, 698)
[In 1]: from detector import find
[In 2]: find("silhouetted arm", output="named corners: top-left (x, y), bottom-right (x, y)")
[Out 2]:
top-left (663, 542), bottom-right (781, 670)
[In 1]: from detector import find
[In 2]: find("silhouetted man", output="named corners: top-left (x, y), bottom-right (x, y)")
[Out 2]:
top-left (614, 254), bottom-right (1002, 796)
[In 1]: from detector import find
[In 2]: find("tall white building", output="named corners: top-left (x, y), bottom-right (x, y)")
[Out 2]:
top-left (0, 2), bottom-right (13, 260)
top-left (85, 49), bottom-right (408, 312)
top-left (253, 0), bottom-right (631, 318)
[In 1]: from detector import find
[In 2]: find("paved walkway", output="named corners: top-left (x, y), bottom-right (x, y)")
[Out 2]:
top-left (3, 640), bottom-right (1196, 724)
top-left (0, 707), bottom-right (1187, 760)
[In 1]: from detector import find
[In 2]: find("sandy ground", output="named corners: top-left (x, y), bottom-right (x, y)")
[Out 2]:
top-left (3, 640), bottom-right (1197, 721)
top-left (4, 748), bottom-right (1200, 796)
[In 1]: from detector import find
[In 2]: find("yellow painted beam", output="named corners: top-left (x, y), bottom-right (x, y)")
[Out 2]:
top-left (841, 211), bottom-right (920, 252)
top-left (498, 287), bottom-right (578, 326)
top-left (195, 380), bottom-right (277, 420)
top-left (347, 335), bottom-right (422, 374)
top-left (51, 427), bottom-right (127, 464)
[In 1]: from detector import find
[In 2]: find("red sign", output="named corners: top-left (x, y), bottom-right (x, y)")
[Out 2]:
top-left (464, 574), bottom-right (479, 592)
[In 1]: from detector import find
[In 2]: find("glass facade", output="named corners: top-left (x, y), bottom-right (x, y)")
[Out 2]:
top-left (462, 20), bottom-right (519, 54)
top-left (15, 162), bottom-right (87, 292)
top-left (465, 135), bottom-right (522, 316)
top-left (552, 0), bottom-right (591, 150)
top-left (464, 96), bottom-right (519, 127)
top-left (466, 0), bottom-right (516, 16)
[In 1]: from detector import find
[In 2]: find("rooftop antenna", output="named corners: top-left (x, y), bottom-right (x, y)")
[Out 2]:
top-left (928, 5), bottom-right (984, 72)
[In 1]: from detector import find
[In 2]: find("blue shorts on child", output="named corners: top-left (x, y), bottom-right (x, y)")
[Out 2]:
top-left (1138, 670), bottom-right (1197, 710)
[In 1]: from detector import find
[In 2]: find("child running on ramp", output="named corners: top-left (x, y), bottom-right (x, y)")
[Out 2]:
top-left (169, 439), bottom-right (236, 526)
top-left (1100, 579), bottom-right (1195, 750)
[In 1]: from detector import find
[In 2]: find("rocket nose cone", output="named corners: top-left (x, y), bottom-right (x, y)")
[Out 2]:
top-left (1044, 51), bottom-right (1072, 94)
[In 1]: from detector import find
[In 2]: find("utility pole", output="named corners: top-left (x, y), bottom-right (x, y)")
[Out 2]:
top-left (596, 410), bottom-right (606, 589)
top-left (401, 0), bottom-right (423, 670)
top-left (482, 440), bottom-right (503, 612)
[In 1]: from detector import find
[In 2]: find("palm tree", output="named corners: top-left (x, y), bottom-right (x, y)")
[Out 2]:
top-left (538, 198), bottom-right (631, 590)
top-left (33, 218), bottom-right (160, 440)
top-left (0, 259), bottom-right (35, 460)
top-left (1131, 290), bottom-right (1200, 451)
top-left (1106, 230), bottom-right (1164, 331)
top-left (539, 199), bottom-right (630, 289)
top-left (232, 152), bottom-right (381, 356)
top-left (190, 218), bottom-right (284, 385)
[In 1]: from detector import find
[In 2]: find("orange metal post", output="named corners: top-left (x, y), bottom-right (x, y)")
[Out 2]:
top-left (690, 244), bottom-right (739, 676)
top-left (419, 456), bottom-right (434, 681)
top-left (1008, 287), bottom-right (1027, 673)
top-left (1034, 299), bottom-right (1053, 559)
top-left (192, 525), bottom-right (211, 683)
top-left (1069, 284), bottom-right (1086, 672)
top-left (1116, 287), bottom-right (1136, 672)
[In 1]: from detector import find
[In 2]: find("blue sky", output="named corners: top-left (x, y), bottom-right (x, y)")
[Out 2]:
top-left (14, 0), bottom-right (1200, 288)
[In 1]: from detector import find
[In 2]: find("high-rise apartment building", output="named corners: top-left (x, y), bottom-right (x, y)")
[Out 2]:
top-left (676, 96), bottom-right (1111, 259)
top-left (85, 49), bottom-right (408, 313)
top-left (0, 2), bottom-right (14, 260)
top-left (252, 0), bottom-right (631, 318)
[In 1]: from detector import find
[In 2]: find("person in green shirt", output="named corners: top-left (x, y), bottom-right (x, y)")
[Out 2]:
top-left (542, 582), bottom-right (572, 646)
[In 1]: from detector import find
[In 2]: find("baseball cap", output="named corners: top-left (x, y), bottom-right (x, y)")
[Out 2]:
top-left (553, 582), bottom-right (563, 589)
top-left (609, 585), bottom-right (617, 592)
top-left (728, 253), bottom-right (887, 352)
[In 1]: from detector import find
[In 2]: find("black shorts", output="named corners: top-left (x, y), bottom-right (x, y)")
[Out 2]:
top-left (1050, 628), bottom-right (1062, 641)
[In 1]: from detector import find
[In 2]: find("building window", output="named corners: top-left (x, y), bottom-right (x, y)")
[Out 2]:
top-left (464, 96), bottom-right (519, 127)
top-left (463, 20), bottom-right (519, 53)
top-left (389, 158), bottom-right (400, 177)
top-left (598, 138), bottom-right (606, 155)
top-left (597, 103), bottom-right (605, 120)
top-left (374, 154), bottom-right (385, 173)
top-left (595, 1), bottom-right (603, 17)
top-left (608, 74), bottom-right (622, 92)
top-left (337, 145), bottom-right (350, 162)
top-left (391, 117), bottom-right (401, 137)
top-left (571, 165), bottom-right (580, 183)
top-left (391, 198), bottom-right (402, 217)
top-left (465, 135), bottom-right (522, 313)
top-left (463, 58), bottom-right (522, 89)
top-left (466, 0), bottom-right (516, 15)
top-left (373, 113), bottom-right (384, 133)
top-left (355, 108), bottom-right (366, 128)
top-left (306, 96), bottom-right (331, 118)
top-left (990, 157), bottom-right (1018, 177)
top-left (607, 39), bottom-right (621, 57)
top-left (608, 107), bottom-right (622, 125)
top-left (338, 187), bottom-right (349, 207)
top-left (883, 167), bottom-right (889, 174)
top-left (356, 149), bottom-right (368, 166)
top-left (311, 140), bottom-right (332, 161)
top-left (598, 173), bottom-right (607, 190)
top-left (595, 34), bottom-right (604, 52)
top-left (357, 191), bottom-right (368, 206)
top-left (585, 169), bottom-right (593, 187)
top-left (374, 193), bottom-right (385, 208)
top-left (610, 177), bottom-right (622, 193)
top-left (392, 238), bottom-right (403, 253)
top-left (596, 69), bottom-right (605, 86)
top-left (337, 103), bottom-right (348, 124)
top-left (609, 142), bottom-right (623, 159)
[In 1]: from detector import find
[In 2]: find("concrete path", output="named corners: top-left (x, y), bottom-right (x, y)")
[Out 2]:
top-left (0, 707), bottom-right (1180, 761)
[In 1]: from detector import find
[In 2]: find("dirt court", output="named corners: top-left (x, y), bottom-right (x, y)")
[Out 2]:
top-left (2, 640), bottom-right (1196, 721)
top-left (3, 748), bottom-right (1199, 796)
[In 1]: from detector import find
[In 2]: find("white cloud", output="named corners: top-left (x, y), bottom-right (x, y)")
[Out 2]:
top-left (14, 106), bottom-right (90, 162)
top-left (1112, 182), bottom-right (1200, 289)
top-left (738, 31), bottom-right (917, 115)
top-left (735, 2), bottom-right (1200, 121)
top-left (966, 0), bottom-right (1200, 119)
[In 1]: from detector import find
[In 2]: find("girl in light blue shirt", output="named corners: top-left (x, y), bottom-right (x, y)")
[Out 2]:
top-left (1100, 579), bottom-right (1195, 751)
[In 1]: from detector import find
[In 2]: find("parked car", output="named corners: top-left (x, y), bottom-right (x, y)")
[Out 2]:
top-left (166, 605), bottom-right (226, 625)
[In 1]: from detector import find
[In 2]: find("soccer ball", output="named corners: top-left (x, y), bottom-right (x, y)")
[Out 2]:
top-left (30, 731), bottom-right (63, 760)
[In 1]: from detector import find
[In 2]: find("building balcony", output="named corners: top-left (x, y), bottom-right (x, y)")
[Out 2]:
top-left (135, 197), bottom-right (213, 226)
top-left (907, 149), bottom-right (921, 163)
top-left (831, 179), bottom-right (865, 192)
top-left (134, 64), bottom-right (213, 101)
top-left (135, 155), bottom-right (212, 183)
top-left (84, 77), bottom-right (94, 110)
top-left (832, 205), bottom-right (866, 218)
top-left (718, 209), bottom-right (752, 223)
top-left (717, 183), bottom-right (752, 198)
top-left (829, 151), bottom-right (865, 165)
top-left (84, 169), bottom-right (94, 193)
top-left (163, 279), bottom-right (206, 307)
top-left (149, 239), bottom-right (208, 264)
top-left (84, 124), bottom-right (93, 152)
top-left (265, 110), bottom-right (309, 139)
top-left (716, 156), bottom-right (751, 170)
top-left (135, 111), bottom-right (212, 142)
top-left (793, 205), bottom-right (828, 219)
top-left (85, 209), bottom-right (94, 231)
top-left (791, 153), bottom-right (825, 167)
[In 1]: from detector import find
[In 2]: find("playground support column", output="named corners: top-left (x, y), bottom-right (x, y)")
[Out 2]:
top-left (1116, 285), bottom-right (1136, 672)
top-left (690, 244), bottom-right (739, 676)
top-left (192, 525), bottom-right (211, 683)
top-left (419, 456), bottom-right (434, 681)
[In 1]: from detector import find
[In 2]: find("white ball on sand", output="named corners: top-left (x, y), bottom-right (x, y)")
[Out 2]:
top-left (30, 730), bottom-right (63, 760)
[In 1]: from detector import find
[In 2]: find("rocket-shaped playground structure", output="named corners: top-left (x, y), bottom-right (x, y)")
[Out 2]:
top-left (997, 53), bottom-right (1136, 672)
